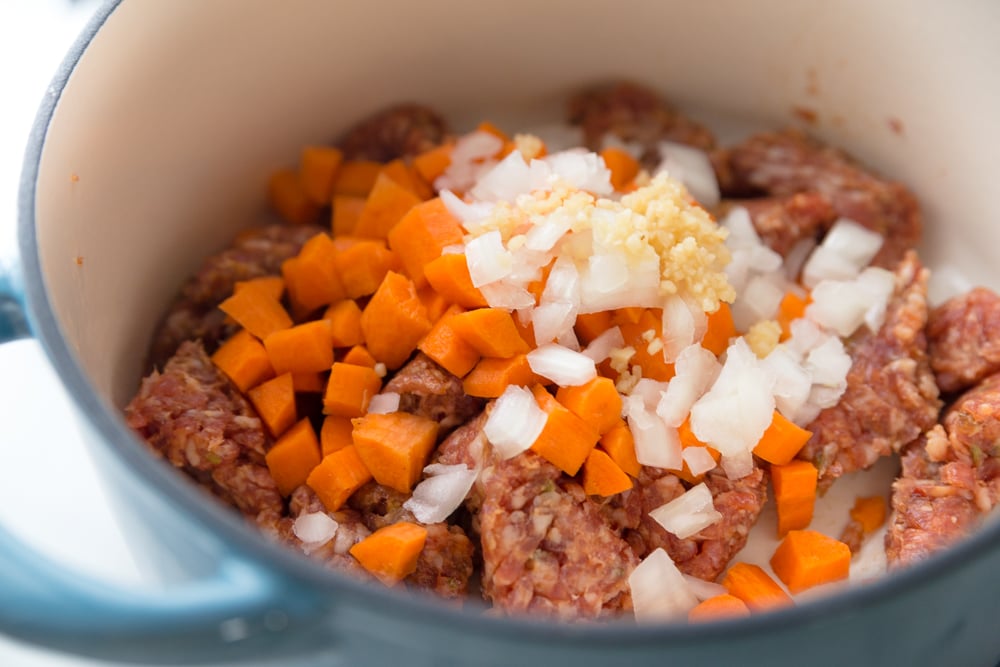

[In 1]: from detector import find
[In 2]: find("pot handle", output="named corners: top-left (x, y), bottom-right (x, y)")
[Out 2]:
top-left (0, 260), bottom-right (332, 664)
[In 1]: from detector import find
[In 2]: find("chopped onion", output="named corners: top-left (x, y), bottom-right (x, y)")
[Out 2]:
top-left (806, 278), bottom-right (876, 337)
top-left (629, 548), bottom-right (699, 622)
top-left (801, 218), bottom-right (884, 288)
top-left (582, 326), bottom-right (625, 363)
top-left (465, 230), bottom-right (512, 287)
top-left (631, 379), bottom-right (670, 410)
top-left (479, 281), bottom-right (536, 310)
top-left (579, 254), bottom-right (661, 312)
top-left (527, 343), bottom-right (596, 386)
top-left (649, 483), bottom-right (723, 539)
top-left (440, 189), bottom-right (494, 230)
top-left (689, 338), bottom-right (776, 458)
top-left (293, 512), bottom-right (338, 547)
top-left (857, 267), bottom-right (896, 332)
top-left (367, 392), bottom-right (400, 414)
top-left (484, 385), bottom-right (547, 459)
top-left (682, 446), bottom-right (718, 477)
top-left (525, 209), bottom-right (572, 252)
top-left (720, 449), bottom-right (755, 479)
top-left (543, 149), bottom-right (613, 195)
top-left (556, 326), bottom-right (581, 351)
top-left (761, 346), bottom-right (812, 423)
top-left (404, 463), bottom-right (478, 524)
top-left (657, 344), bottom-right (721, 427)
top-left (783, 237), bottom-right (817, 282)
top-left (586, 253), bottom-right (629, 295)
top-left (626, 400), bottom-right (682, 470)
top-left (541, 256), bottom-right (581, 305)
top-left (532, 301), bottom-right (577, 345)
top-left (655, 141), bottom-right (720, 208)
top-left (731, 273), bottom-right (786, 333)
top-left (470, 150), bottom-right (536, 202)
top-left (682, 574), bottom-right (728, 602)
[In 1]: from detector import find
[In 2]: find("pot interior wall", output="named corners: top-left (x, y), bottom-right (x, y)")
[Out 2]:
top-left (32, 0), bottom-right (1000, 409)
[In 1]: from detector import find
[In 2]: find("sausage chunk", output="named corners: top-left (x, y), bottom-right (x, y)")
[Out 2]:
top-left (719, 192), bottom-right (837, 258)
top-left (477, 451), bottom-right (638, 619)
top-left (147, 224), bottom-right (322, 370)
top-left (568, 81), bottom-right (716, 166)
top-left (125, 340), bottom-right (283, 523)
top-left (886, 373), bottom-right (1000, 567)
top-left (798, 252), bottom-right (941, 487)
top-left (385, 353), bottom-right (485, 436)
top-left (713, 128), bottom-right (921, 268)
top-left (927, 287), bottom-right (1000, 394)
top-left (338, 104), bottom-right (448, 162)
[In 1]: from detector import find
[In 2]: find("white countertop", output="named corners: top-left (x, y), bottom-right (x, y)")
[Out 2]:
top-left (1, 2), bottom-right (149, 665)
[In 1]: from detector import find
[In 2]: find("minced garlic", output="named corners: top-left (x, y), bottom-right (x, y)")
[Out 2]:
top-left (746, 320), bottom-right (782, 358)
top-left (514, 134), bottom-right (545, 161)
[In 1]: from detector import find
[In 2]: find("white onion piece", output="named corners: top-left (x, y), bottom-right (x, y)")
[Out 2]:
top-left (689, 338), bottom-right (776, 458)
top-left (527, 343), bottom-right (596, 386)
top-left (465, 230), bottom-right (512, 287)
top-left (484, 385), bottom-right (547, 459)
top-left (857, 267), bottom-right (896, 332)
top-left (293, 512), bottom-right (338, 547)
top-left (682, 447), bottom-right (717, 477)
top-left (649, 483), bottom-right (723, 539)
top-left (525, 209), bottom-right (572, 252)
top-left (721, 449), bottom-right (755, 479)
top-left (470, 150), bottom-right (535, 203)
top-left (479, 282), bottom-right (536, 310)
top-left (626, 401), bottom-right (683, 470)
top-left (720, 206), bottom-right (762, 249)
top-left (600, 133), bottom-right (644, 159)
top-left (404, 464), bottom-right (478, 524)
top-left (587, 253), bottom-right (630, 295)
top-left (556, 326), bottom-right (581, 351)
top-left (783, 237), bottom-right (817, 282)
top-left (806, 279), bottom-right (875, 337)
top-left (761, 346), bottom-right (812, 423)
top-left (440, 190), bottom-right (494, 230)
top-left (541, 256), bottom-right (581, 305)
top-left (657, 344), bottom-right (720, 427)
top-left (682, 574), bottom-right (728, 602)
top-left (660, 295), bottom-right (701, 364)
top-left (801, 218), bottom-right (884, 288)
top-left (543, 149), bottom-right (613, 195)
top-left (731, 274), bottom-right (786, 333)
top-left (532, 301), bottom-right (577, 345)
top-left (784, 318), bottom-right (827, 360)
top-left (629, 548), bottom-right (699, 622)
top-left (631, 379), bottom-right (670, 411)
top-left (578, 255), bottom-right (661, 313)
top-left (655, 141), bottom-right (721, 208)
top-left (367, 392), bottom-right (400, 415)
top-left (582, 326), bottom-right (625, 363)
top-left (435, 131), bottom-right (503, 194)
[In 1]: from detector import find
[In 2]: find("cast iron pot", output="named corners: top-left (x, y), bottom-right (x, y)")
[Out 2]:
top-left (2, 1), bottom-right (999, 665)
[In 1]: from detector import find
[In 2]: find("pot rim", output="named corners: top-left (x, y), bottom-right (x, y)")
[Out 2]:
top-left (17, 0), bottom-right (1000, 648)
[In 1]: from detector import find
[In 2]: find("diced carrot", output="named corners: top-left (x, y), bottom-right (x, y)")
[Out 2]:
top-left (379, 159), bottom-right (434, 201)
top-left (307, 445), bottom-right (372, 512)
top-left (462, 355), bottom-right (534, 398)
top-left (575, 311), bottom-right (613, 345)
top-left (351, 412), bottom-right (440, 493)
top-left (702, 302), bottom-right (737, 355)
top-left (353, 173), bottom-right (423, 239)
top-left (342, 344), bottom-right (377, 369)
top-left (556, 376), bottom-right (622, 435)
top-left (331, 195), bottom-right (366, 237)
top-left (418, 308), bottom-right (481, 378)
top-left (218, 280), bottom-right (293, 340)
top-left (417, 285), bottom-right (451, 324)
top-left (412, 143), bottom-right (453, 183)
top-left (247, 372), bottom-right (297, 438)
top-left (349, 521), bottom-right (427, 587)
top-left (423, 253), bottom-right (488, 309)
top-left (721, 562), bottom-right (793, 612)
top-left (323, 362), bottom-right (382, 418)
top-left (292, 371), bottom-right (326, 393)
top-left (332, 160), bottom-right (382, 198)
top-left (582, 448), bottom-right (633, 496)
top-left (772, 460), bottom-right (819, 537)
top-left (688, 594), bottom-right (751, 622)
top-left (233, 275), bottom-right (284, 302)
top-left (770, 530), bottom-right (851, 594)
top-left (849, 496), bottom-right (887, 534)
top-left (600, 147), bottom-right (641, 191)
top-left (613, 307), bottom-right (645, 325)
top-left (323, 299), bottom-right (364, 348)
top-left (320, 415), bottom-right (354, 456)
top-left (599, 421), bottom-right (641, 478)
top-left (615, 310), bottom-right (675, 381)
top-left (407, 165), bottom-right (436, 202)
top-left (264, 418), bottom-right (322, 496)
top-left (450, 308), bottom-right (531, 358)
top-left (264, 319), bottom-right (335, 375)
top-left (530, 385), bottom-right (600, 476)
top-left (268, 168), bottom-right (319, 225)
top-left (387, 198), bottom-right (465, 287)
top-left (332, 239), bottom-right (400, 300)
top-left (281, 233), bottom-right (346, 313)
top-left (777, 291), bottom-right (810, 342)
top-left (360, 271), bottom-right (432, 370)
top-left (477, 120), bottom-right (509, 143)
top-left (512, 313), bottom-right (537, 349)
top-left (211, 329), bottom-right (275, 393)
top-left (299, 145), bottom-right (344, 205)
top-left (753, 411), bottom-right (813, 466)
